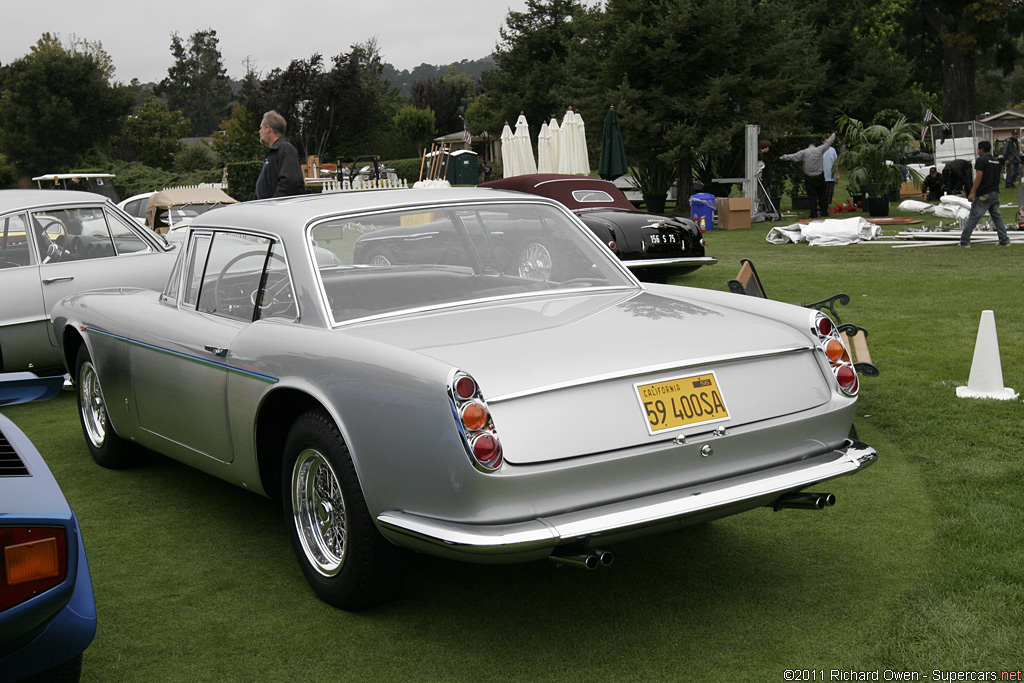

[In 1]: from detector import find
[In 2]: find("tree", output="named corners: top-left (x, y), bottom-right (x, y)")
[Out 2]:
top-left (392, 105), bottom-right (436, 155)
top-left (901, 0), bottom-right (1024, 120)
top-left (209, 104), bottom-right (264, 163)
top-left (113, 92), bottom-right (191, 169)
top-left (350, 38), bottom-right (408, 158)
top-left (0, 34), bottom-right (134, 176)
top-left (155, 29), bottom-right (233, 137)
top-left (489, 0), bottom-right (599, 133)
top-left (410, 67), bottom-right (477, 134)
top-left (597, 0), bottom-right (824, 197)
top-left (248, 52), bottom-right (374, 161)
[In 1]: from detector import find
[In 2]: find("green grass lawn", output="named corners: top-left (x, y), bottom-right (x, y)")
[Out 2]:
top-left (3, 191), bottom-right (1023, 681)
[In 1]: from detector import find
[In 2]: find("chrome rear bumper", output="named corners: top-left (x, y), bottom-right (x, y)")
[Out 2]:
top-left (624, 255), bottom-right (718, 269)
top-left (376, 440), bottom-right (877, 563)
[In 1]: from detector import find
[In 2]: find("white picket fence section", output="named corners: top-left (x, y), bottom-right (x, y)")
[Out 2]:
top-left (320, 177), bottom-right (408, 193)
top-left (164, 183), bottom-right (229, 191)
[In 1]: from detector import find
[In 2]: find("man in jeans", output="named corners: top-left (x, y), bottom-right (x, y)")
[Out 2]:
top-left (959, 140), bottom-right (1010, 247)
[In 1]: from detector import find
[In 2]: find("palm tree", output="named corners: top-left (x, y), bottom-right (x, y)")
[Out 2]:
top-left (836, 114), bottom-right (924, 201)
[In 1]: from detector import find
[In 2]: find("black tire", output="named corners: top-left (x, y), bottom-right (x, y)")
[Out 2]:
top-left (75, 345), bottom-right (139, 469)
top-left (282, 409), bottom-right (405, 610)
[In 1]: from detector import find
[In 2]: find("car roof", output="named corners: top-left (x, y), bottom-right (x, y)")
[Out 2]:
top-left (187, 187), bottom-right (557, 234)
top-left (0, 189), bottom-right (114, 213)
top-left (479, 174), bottom-right (636, 212)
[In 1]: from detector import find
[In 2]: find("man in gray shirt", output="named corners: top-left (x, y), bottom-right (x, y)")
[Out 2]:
top-left (781, 132), bottom-right (836, 218)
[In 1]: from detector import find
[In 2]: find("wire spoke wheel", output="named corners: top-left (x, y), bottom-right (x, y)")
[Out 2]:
top-left (79, 359), bottom-right (108, 449)
top-left (518, 242), bottom-right (552, 281)
top-left (291, 448), bottom-right (348, 576)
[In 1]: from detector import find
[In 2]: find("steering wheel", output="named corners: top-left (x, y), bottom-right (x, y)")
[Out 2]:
top-left (37, 217), bottom-right (69, 264)
top-left (213, 250), bottom-right (291, 318)
top-left (257, 270), bottom-right (296, 317)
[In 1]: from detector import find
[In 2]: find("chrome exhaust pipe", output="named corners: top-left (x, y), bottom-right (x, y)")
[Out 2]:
top-left (770, 492), bottom-right (835, 511)
top-left (548, 547), bottom-right (613, 570)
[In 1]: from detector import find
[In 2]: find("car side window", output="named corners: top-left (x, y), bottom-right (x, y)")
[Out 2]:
top-left (105, 210), bottom-right (150, 254)
top-left (30, 207), bottom-right (147, 262)
top-left (185, 231), bottom-right (294, 323)
top-left (183, 234), bottom-right (212, 309)
top-left (0, 213), bottom-right (32, 268)
top-left (124, 198), bottom-right (146, 219)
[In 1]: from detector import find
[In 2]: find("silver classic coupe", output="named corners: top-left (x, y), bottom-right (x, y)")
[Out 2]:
top-left (50, 188), bottom-right (877, 610)
top-left (0, 190), bottom-right (176, 374)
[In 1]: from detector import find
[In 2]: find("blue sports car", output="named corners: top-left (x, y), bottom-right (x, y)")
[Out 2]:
top-left (1, 373), bottom-right (96, 682)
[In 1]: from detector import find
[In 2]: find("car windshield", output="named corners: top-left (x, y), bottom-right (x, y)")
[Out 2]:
top-left (308, 201), bottom-right (636, 324)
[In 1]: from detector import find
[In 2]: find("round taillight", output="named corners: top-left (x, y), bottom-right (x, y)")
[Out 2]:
top-left (471, 433), bottom-right (501, 466)
top-left (461, 402), bottom-right (488, 431)
top-left (825, 339), bottom-right (848, 362)
top-left (455, 376), bottom-right (476, 400)
top-left (836, 364), bottom-right (857, 389)
top-left (817, 316), bottom-right (834, 336)
top-left (608, 241), bottom-right (616, 250)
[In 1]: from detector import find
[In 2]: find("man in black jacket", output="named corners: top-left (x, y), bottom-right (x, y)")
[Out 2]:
top-left (256, 111), bottom-right (305, 199)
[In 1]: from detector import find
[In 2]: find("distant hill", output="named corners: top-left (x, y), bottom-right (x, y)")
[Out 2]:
top-left (382, 56), bottom-right (495, 97)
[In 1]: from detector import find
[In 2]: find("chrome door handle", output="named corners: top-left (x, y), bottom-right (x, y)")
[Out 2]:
top-left (204, 346), bottom-right (228, 357)
top-left (43, 276), bottom-right (75, 284)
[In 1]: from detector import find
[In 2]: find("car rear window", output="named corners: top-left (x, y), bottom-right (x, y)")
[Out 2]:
top-left (308, 201), bottom-right (634, 324)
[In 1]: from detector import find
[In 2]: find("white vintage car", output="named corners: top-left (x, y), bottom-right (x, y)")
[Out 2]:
top-left (50, 188), bottom-right (876, 610)
top-left (0, 190), bottom-right (176, 373)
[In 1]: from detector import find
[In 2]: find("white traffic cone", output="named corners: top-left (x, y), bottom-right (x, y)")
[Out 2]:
top-left (956, 310), bottom-right (1018, 400)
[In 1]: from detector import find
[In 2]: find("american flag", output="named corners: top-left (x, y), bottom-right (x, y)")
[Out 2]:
top-left (463, 128), bottom-right (472, 145)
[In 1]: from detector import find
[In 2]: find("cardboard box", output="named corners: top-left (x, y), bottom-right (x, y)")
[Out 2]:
top-left (716, 197), bottom-right (752, 230)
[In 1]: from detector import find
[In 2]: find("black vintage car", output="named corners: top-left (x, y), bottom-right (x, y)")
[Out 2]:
top-left (479, 174), bottom-right (716, 282)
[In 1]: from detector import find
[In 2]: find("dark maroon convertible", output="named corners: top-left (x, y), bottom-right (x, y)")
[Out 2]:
top-left (480, 174), bottom-right (716, 282)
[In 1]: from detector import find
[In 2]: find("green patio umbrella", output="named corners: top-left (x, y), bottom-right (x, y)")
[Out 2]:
top-left (598, 106), bottom-right (627, 180)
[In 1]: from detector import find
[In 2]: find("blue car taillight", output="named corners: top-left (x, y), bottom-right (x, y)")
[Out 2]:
top-left (448, 371), bottom-right (503, 472)
top-left (1, 526), bottom-right (68, 612)
top-left (812, 312), bottom-right (858, 396)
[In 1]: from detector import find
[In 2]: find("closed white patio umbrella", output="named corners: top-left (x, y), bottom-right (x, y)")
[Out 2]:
top-left (574, 111), bottom-right (590, 176)
top-left (513, 113), bottom-right (538, 176)
top-left (537, 121), bottom-right (557, 173)
top-left (500, 122), bottom-right (519, 177)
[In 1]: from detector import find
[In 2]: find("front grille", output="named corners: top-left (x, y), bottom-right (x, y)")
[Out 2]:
top-left (0, 427), bottom-right (30, 477)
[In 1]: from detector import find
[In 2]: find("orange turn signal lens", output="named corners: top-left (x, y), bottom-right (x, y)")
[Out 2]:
top-left (825, 339), bottom-right (848, 362)
top-left (461, 402), bottom-right (489, 431)
top-left (5, 537), bottom-right (60, 586)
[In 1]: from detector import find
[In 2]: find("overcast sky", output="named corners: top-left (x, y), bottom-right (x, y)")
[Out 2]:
top-left (1, 0), bottom-right (600, 84)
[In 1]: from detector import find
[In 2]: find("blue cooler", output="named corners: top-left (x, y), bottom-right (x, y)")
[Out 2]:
top-left (689, 193), bottom-right (716, 231)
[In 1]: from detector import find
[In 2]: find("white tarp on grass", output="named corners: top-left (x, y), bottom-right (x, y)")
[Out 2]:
top-left (898, 195), bottom-right (971, 221)
top-left (767, 216), bottom-right (882, 246)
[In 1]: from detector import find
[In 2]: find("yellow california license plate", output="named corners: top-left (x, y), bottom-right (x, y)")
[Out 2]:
top-left (635, 372), bottom-right (730, 434)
